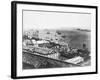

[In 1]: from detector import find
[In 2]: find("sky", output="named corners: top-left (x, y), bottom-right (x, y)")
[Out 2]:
top-left (23, 10), bottom-right (91, 31)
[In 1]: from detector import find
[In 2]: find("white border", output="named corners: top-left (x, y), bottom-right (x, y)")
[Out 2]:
top-left (17, 3), bottom-right (96, 77)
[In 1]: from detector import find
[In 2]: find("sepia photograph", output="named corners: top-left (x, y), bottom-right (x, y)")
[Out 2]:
top-left (11, 1), bottom-right (97, 79)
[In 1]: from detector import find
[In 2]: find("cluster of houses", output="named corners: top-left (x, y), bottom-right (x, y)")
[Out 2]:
top-left (23, 29), bottom-right (90, 68)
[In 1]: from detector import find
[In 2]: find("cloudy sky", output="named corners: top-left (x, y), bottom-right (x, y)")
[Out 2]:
top-left (23, 10), bottom-right (91, 31)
